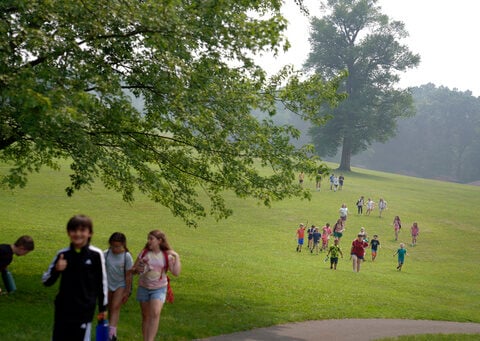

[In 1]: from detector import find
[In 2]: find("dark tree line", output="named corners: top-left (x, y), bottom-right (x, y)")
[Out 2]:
top-left (352, 84), bottom-right (480, 183)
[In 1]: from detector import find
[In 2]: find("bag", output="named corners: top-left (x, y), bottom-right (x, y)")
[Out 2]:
top-left (1, 270), bottom-right (16, 293)
top-left (162, 250), bottom-right (174, 303)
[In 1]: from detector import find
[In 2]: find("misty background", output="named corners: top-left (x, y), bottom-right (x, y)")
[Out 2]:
top-left (253, 84), bottom-right (480, 184)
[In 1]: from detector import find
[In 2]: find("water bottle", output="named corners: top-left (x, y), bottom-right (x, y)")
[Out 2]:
top-left (1, 270), bottom-right (16, 293)
top-left (96, 317), bottom-right (109, 341)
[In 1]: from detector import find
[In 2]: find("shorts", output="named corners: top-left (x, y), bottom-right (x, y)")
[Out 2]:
top-left (333, 232), bottom-right (343, 238)
top-left (371, 250), bottom-right (377, 256)
top-left (351, 253), bottom-right (364, 260)
top-left (298, 238), bottom-right (304, 245)
top-left (330, 257), bottom-right (339, 264)
top-left (340, 216), bottom-right (347, 221)
top-left (136, 286), bottom-right (167, 303)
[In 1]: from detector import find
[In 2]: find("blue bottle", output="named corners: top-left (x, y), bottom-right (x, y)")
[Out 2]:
top-left (1, 270), bottom-right (16, 293)
top-left (96, 318), bottom-right (109, 341)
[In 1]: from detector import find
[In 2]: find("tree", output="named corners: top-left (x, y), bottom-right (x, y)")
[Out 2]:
top-left (305, 0), bottom-right (420, 171)
top-left (1, 1), bottom-right (343, 226)
top-left (352, 84), bottom-right (480, 183)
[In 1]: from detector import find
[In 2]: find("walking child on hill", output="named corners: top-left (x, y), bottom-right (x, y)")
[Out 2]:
top-left (370, 235), bottom-right (380, 261)
top-left (321, 223), bottom-right (332, 252)
top-left (351, 234), bottom-right (368, 272)
top-left (394, 243), bottom-right (408, 271)
top-left (42, 214), bottom-right (107, 341)
top-left (411, 222), bottom-right (420, 246)
top-left (296, 223), bottom-right (306, 252)
top-left (326, 239), bottom-right (343, 270)
top-left (104, 232), bottom-right (134, 341)
top-left (393, 216), bottom-right (402, 241)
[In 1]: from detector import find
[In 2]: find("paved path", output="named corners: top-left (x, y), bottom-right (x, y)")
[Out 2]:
top-left (198, 319), bottom-right (480, 341)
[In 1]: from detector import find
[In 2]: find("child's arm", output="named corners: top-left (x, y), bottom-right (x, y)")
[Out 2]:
top-left (42, 251), bottom-right (65, 286)
top-left (97, 250), bottom-right (108, 317)
top-left (167, 250), bottom-right (181, 277)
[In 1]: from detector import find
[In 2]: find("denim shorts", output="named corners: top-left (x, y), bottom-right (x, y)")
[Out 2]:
top-left (136, 286), bottom-right (167, 303)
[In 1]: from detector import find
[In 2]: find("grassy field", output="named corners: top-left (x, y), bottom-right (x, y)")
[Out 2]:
top-left (0, 162), bottom-right (479, 340)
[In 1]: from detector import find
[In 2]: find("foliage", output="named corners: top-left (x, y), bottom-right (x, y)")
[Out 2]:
top-left (352, 84), bottom-right (480, 183)
top-left (305, 0), bottom-right (420, 171)
top-left (0, 0), bottom-right (344, 226)
top-left (1, 162), bottom-right (479, 340)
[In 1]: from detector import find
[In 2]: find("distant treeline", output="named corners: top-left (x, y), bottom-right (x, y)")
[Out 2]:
top-left (252, 84), bottom-right (480, 184)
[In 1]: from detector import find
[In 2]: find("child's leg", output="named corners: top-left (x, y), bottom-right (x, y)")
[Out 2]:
top-left (351, 255), bottom-right (357, 272)
top-left (109, 287), bottom-right (127, 338)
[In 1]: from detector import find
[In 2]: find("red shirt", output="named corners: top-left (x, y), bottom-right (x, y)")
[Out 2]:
top-left (297, 228), bottom-right (305, 239)
top-left (351, 239), bottom-right (368, 257)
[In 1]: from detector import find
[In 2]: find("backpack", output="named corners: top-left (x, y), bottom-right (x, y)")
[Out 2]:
top-left (162, 250), bottom-right (174, 303)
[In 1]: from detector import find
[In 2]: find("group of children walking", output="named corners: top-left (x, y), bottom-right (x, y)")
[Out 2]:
top-left (295, 207), bottom-right (420, 273)
top-left (2, 214), bottom-right (181, 341)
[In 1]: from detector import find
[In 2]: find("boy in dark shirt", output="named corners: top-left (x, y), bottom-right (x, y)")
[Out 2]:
top-left (370, 235), bottom-right (381, 261)
top-left (0, 236), bottom-right (34, 293)
top-left (43, 215), bottom-right (107, 341)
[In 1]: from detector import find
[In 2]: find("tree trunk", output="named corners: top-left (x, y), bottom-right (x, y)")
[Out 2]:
top-left (338, 136), bottom-right (352, 171)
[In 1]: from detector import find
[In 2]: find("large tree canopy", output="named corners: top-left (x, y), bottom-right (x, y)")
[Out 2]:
top-left (0, 1), bottom-right (343, 226)
top-left (305, 0), bottom-right (420, 171)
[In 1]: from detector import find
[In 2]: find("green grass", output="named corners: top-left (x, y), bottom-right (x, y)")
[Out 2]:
top-left (1, 162), bottom-right (479, 340)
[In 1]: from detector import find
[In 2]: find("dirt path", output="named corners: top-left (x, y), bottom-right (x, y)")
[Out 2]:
top-left (198, 319), bottom-right (480, 340)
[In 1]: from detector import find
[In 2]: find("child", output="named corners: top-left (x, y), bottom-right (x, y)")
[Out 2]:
top-left (296, 223), bottom-right (306, 252)
top-left (411, 222), bottom-right (419, 246)
top-left (351, 233), bottom-right (368, 272)
top-left (326, 238), bottom-right (343, 270)
top-left (365, 198), bottom-right (375, 215)
top-left (333, 175), bottom-right (339, 192)
top-left (356, 196), bottom-right (364, 215)
top-left (370, 235), bottom-right (380, 261)
top-left (394, 243), bottom-right (408, 271)
top-left (332, 219), bottom-right (345, 241)
top-left (0, 235), bottom-right (34, 293)
top-left (393, 216), bottom-right (402, 241)
top-left (307, 225), bottom-right (315, 251)
top-left (321, 223), bottom-right (332, 252)
top-left (104, 232), bottom-right (134, 341)
top-left (339, 203), bottom-right (348, 224)
top-left (311, 227), bottom-right (321, 254)
top-left (359, 227), bottom-right (368, 242)
top-left (315, 169), bottom-right (322, 191)
top-left (338, 174), bottom-right (345, 190)
top-left (378, 198), bottom-right (387, 217)
top-left (43, 214), bottom-right (107, 341)
top-left (132, 230), bottom-right (181, 341)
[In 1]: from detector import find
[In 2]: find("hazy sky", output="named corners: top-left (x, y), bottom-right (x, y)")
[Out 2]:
top-left (258, 0), bottom-right (479, 96)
